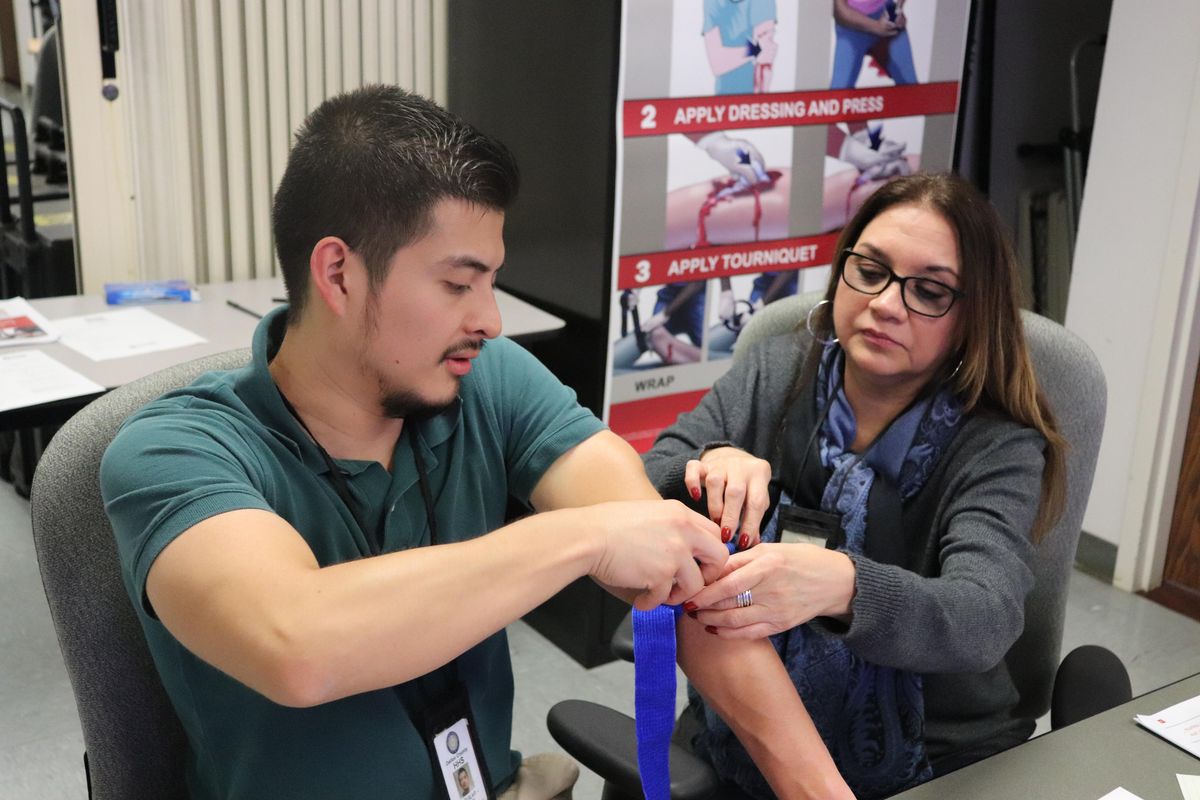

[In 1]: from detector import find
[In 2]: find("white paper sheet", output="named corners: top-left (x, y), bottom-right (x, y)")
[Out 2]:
top-left (1178, 773), bottom-right (1200, 800)
top-left (0, 297), bottom-right (59, 347)
top-left (0, 350), bottom-right (106, 412)
top-left (1097, 788), bottom-right (1145, 800)
top-left (54, 307), bottom-right (206, 361)
top-left (1136, 693), bottom-right (1200, 760)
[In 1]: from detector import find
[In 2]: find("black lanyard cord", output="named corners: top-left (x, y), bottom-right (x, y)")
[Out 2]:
top-left (276, 388), bottom-right (438, 554)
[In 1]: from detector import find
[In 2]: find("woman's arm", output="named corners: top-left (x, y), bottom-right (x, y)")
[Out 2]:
top-left (818, 426), bottom-right (1044, 672)
top-left (678, 621), bottom-right (854, 799)
top-left (688, 423), bottom-right (1044, 673)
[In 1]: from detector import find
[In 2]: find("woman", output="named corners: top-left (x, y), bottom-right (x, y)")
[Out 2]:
top-left (646, 172), bottom-right (1065, 799)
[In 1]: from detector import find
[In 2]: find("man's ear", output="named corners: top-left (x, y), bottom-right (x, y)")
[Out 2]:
top-left (308, 236), bottom-right (361, 318)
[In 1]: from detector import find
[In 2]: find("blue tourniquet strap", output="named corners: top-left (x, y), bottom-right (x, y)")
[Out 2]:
top-left (633, 604), bottom-right (680, 800)
top-left (633, 541), bottom-right (736, 800)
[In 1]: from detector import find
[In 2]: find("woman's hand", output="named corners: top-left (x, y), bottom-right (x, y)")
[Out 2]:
top-left (685, 447), bottom-right (771, 550)
top-left (682, 543), bottom-right (857, 639)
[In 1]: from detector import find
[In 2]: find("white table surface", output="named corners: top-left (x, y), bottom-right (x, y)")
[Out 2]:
top-left (18, 278), bottom-right (564, 392)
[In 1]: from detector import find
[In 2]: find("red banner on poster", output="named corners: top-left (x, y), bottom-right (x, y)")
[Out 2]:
top-left (623, 81), bottom-right (959, 138)
top-left (609, 390), bottom-right (711, 454)
top-left (617, 232), bottom-right (839, 290)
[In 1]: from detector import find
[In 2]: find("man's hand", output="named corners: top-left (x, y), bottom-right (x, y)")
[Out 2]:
top-left (587, 499), bottom-right (727, 610)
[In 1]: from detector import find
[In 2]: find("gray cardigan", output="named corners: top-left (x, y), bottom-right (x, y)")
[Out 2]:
top-left (643, 332), bottom-right (1047, 765)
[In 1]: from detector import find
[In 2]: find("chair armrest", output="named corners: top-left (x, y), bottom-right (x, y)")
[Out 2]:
top-left (611, 611), bottom-right (634, 662)
top-left (547, 699), bottom-right (719, 800)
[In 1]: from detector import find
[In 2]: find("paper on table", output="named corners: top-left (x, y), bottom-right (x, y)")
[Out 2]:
top-left (1178, 773), bottom-right (1200, 800)
top-left (0, 350), bottom-right (106, 412)
top-left (55, 307), bottom-right (206, 361)
top-left (1096, 789), bottom-right (1145, 800)
top-left (1136, 693), bottom-right (1200, 760)
top-left (0, 297), bottom-right (59, 347)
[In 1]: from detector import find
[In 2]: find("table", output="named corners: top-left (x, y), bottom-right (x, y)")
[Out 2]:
top-left (1, 277), bottom-right (565, 431)
top-left (894, 672), bottom-right (1200, 799)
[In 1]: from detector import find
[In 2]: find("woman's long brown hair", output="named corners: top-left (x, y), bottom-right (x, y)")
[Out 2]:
top-left (808, 173), bottom-right (1066, 541)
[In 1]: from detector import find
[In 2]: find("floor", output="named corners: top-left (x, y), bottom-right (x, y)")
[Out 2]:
top-left (3, 480), bottom-right (1199, 800)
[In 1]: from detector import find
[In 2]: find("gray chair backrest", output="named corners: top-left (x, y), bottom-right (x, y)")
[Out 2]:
top-left (30, 348), bottom-right (251, 800)
top-left (735, 293), bottom-right (1106, 720)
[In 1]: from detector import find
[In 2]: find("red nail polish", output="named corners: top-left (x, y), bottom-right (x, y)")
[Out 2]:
top-left (687, 611), bottom-right (698, 620)
top-left (721, 527), bottom-right (732, 543)
top-left (738, 533), bottom-right (749, 550)
top-left (683, 601), bottom-right (698, 613)
top-left (690, 487), bottom-right (701, 501)
top-left (705, 625), bottom-right (718, 635)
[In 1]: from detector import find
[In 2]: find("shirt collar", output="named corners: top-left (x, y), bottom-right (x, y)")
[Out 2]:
top-left (241, 306), bottom-right (462, 474)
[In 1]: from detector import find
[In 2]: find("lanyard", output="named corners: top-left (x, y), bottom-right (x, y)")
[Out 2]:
top-left (276, 389), bottom-right (440, 555)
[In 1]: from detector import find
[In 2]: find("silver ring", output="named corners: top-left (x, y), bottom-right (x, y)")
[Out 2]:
top-left (736, 589), bottom-right (753, 608)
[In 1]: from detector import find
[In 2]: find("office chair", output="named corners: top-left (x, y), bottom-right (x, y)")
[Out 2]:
top-left (549, 293), bottom-right (1111, 799)
top-left (30, 348), bottom-right (251, 800)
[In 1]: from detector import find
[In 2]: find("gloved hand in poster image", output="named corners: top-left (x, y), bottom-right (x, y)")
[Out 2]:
top-left (836, 124), bottom-right (912, 183)
top-left (691, 131), bottom-right (770, 190)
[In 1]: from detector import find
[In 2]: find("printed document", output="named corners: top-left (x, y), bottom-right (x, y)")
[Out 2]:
top-left (1136, 693), bottom-right (1200, 759)
top-left (0, 350), bottom-right (105, 412)
top-left (55, 308), bottom-right (206, 361)
top-left (0, 297), bottom-right (59, 347)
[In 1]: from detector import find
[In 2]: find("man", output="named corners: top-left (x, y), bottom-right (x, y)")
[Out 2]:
top-left (100, 85), bottom-right (728, 799)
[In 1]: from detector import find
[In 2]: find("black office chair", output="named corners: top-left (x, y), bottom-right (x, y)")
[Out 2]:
top-left (1051, 644), bottom-right (1132, 728)
top-left (31, 349), bottom-right (250, 800)
top-left (548, 294), bottom-right (1117, 799)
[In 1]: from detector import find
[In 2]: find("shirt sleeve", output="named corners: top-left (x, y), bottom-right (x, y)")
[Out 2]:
top-left (817, 424), bottom-right (1044, 674)
top-left (100, 401), bottom-right (274, 615)
top-left (752, 0), bottom-right (778, 27)
top-left (702, 0), bottom-right (721, 34)
top-left (642, 335), bottom-right (790, 502)
top-left (472, 337), bottom-right (606, 505)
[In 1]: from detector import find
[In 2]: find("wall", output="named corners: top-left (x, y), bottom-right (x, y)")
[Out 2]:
top-left (1066, 0), bottom-right (1200, 590)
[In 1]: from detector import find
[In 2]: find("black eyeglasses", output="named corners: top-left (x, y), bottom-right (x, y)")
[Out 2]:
top-left (839, 249), bottom-right (964, 318)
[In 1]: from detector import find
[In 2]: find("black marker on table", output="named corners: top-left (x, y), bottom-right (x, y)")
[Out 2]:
top-left (225, 299), bottom-right (263, 319)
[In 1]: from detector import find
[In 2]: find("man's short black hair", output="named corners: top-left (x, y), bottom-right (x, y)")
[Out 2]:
top-left (272, 84), bottom-right (519, 321)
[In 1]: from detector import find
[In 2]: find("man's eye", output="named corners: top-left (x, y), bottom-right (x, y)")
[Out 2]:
top-left (445, 282), bottom-right (470, 295)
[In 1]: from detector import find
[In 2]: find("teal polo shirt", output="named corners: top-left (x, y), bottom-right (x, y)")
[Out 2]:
top-left (100, 308), bottom-right (606, 799)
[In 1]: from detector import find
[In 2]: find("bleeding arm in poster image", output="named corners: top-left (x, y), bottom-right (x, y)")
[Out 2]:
top-left (834, 0), bottom-right (904, 36)
top-left (702, 20), bottom-right (779, 77)
top-left (677, 623), bottom-right (856, 799)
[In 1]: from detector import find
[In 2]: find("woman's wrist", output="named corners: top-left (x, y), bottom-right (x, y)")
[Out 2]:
top-left (826, 551), bottom-right (857, 620)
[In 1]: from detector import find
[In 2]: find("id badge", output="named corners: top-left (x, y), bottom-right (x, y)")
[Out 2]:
top-left (419, 683), bottom-right (495, 800)
top-left (777, 503), bottom-right (842, 549)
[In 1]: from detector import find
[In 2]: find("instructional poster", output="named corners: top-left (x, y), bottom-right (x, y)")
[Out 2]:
top-left (605, 0), bottom-right (970, 451)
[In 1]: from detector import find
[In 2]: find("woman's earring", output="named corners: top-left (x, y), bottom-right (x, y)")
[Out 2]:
top-left (805, 299), bottom-right (838, 346)
top-left (946, 358), bottom-right (964, 382)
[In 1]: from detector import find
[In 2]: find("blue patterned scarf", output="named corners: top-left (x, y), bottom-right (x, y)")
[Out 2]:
top-left (696, 342), bottom-right (964, 799)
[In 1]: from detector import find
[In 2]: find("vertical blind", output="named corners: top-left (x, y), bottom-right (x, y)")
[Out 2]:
top-left (120, 0), bottom-right (447, 285)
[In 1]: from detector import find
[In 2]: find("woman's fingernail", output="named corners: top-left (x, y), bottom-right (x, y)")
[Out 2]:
top-left (705, 625), bottom-right (719, 635)
top-left (689, 487), bottom-right (701, 501)
top-left (738, 533), bottom-right (750, 550)
top-left (687, 611), bottom-right (698, 620)
top-left (721, 527), bottom-right (732, 543)
top-left (683, 601), bottom-right (698, 613)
